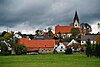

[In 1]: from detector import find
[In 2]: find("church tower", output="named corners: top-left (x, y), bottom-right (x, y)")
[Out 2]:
top-left (73, 11), bottom-right (80, 28)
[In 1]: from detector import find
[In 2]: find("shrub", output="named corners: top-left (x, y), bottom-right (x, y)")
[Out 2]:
top-left (0, 42), bottom-right (10, 55)
top-left (85, 39), bottom-right (100, 57)
top-left (16, 44), bottom-right (27, 55)
top-left (94, 44), bottom-right (100, 57)
top-left (65, 47), bottom-right (72, 54)
top-left (85, 39), bottom-right (92, 57)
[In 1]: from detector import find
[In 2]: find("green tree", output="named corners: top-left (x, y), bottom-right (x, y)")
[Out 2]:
top-left (0, 42), bottom-right (10, 55)
top-left (1, 31), bottom-right (7, 37)
top-left (71, 28), bottom-right (80, 36)
top-left (3, 32), bottom-right (18, 54)
top-left (48, 30), bottom-right (53, 37)
top-left (80, 23), bottom-right (92, 34)
top-left (62, 37), bottom-right (71, 42)
top-left (16, 44), bottom-right (27, 55)
top-left (35, 30), bottom-right (39, 36)
top-left (4, 32), bottom-right (13, 40)
top-left (94, 44), bottom-right (100, 57)
top-left (0, 37), bottom-right (5, 41)
top-left (86, 39), bottom-right (92, 57)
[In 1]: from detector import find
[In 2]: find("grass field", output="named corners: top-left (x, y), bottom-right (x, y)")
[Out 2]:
top-left (0, 53), bottom-right (100, 67)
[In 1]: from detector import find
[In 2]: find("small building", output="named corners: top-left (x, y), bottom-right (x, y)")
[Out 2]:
top-left (18, 38), bottom-right (55, 54)
top-left (54, 42), bottom-right (67, 53)
top-left (55, 25), bottom-right (74, 38)
top-left (68, 39), bottom-right (79, 46)
top-left (14, 33), bottom-right (22, 38)
top-left (81, 34), bottom-right (97, 45)
top-left (67, 39), bottom-right (80, 51)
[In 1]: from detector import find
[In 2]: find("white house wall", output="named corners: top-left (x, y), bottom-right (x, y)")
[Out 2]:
top-left (56, 34), bottom-right (72, 38)
top-left (81, 41), bottom-right (86, 45)
top-left (68, 39), bottom-right (78, 46)
top-left (55, 43), bottom-right (66, 53)
top-left (81, 41), bottom-right (96, 45)
top-left (67, 34), bottom-right (72, 37)
top-left (91, 41), bottom-right (96, 44)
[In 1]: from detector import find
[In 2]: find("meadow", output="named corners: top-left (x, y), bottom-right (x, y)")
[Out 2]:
top-left (0, 53), bottom-right (100, 67)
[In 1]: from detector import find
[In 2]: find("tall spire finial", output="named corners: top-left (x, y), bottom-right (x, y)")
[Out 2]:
top-left (73, 11), bottom-right (80, 28)
top-left (73, 11), bottom-right (79, 23)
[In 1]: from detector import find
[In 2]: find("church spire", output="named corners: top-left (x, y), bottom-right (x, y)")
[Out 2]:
top-left (73, 11), bottom-right (80, 28)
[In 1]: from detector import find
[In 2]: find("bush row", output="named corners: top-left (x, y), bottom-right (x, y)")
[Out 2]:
top-left (86, 43), bottom-right (100, 57)
top-left (0, 44), bottom-right (27, 55)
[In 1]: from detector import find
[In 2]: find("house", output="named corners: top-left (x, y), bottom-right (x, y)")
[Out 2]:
top-left (55, 25), bottom-right (74, 38)
top-left (68, 39), bottom-right (79, 46)
top-left (18, 38), bottom-right (55, 54)
top-left (68, 39), bottom-right (80, 51)
top-left (81, 34), bottom-right (97, 45)
top-left (54, 42), bottom-right (67, 53)
top-left (14, 33), bottom-right (22, 38)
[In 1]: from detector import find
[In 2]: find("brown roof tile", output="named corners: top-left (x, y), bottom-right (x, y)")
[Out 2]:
top-left (18, 38), bottom-right (55, 51)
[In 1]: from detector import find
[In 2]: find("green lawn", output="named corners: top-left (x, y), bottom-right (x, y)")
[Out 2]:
top-left (0, 53), bottom-right (100, 67)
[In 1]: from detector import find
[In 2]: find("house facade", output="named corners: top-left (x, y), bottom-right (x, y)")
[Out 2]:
top-left (81, 34), bottom-right (97, 45)
top-left (18, 38), bottom-right (55, 54)
top-left (54, 42), bottom-right (67, 53)
top-left (55, 25), bottom-right (74, 38)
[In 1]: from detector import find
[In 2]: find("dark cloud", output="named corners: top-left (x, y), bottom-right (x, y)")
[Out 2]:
top-left (0, 0), bottom-right (100, 33)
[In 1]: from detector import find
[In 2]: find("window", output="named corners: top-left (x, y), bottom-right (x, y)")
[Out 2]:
top-left (55, 47), bottom-right (57, 49)
top-left (41, 50), bottom-right (43, 52)
top-left (82, 41), bottom-right (84, 43)
top-left (93, 41), bottom-right (96, 44)
top-left (60, 50), bottom-right (62, 51)
top-left (61, 46), bottom-right (63, 49)
top-left (75, 24), bottom-right (77, 26)
top-left (91, 41), bottom-right (93, 44)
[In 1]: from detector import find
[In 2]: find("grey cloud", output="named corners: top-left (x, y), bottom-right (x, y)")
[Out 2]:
top-left (0, 0), bottom-right (100, 30)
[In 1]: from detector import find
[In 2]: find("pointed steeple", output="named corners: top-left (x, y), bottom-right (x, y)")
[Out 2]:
top-left (73, 11), bottom-right (80, 28)
top-left (73, 11), bottom-right (79, 23)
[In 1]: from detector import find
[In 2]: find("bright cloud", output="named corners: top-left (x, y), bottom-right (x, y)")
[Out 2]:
top-left (91, 21), bottom-right (100, 34)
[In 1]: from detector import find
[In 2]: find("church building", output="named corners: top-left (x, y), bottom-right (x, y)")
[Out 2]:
top-left (55, 11), bottom-right (82, 38)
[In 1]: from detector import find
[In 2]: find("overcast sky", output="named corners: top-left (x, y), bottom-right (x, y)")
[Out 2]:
top-left (0, 0), bottom-right (100, 34)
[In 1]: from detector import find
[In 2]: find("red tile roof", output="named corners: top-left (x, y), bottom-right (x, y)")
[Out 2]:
top-left (55, 25), bottom-right (83, 34)
top-left (55, 26), bottom-right (74, 34)
top-left (18, 38), bottom-right (55, 51)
